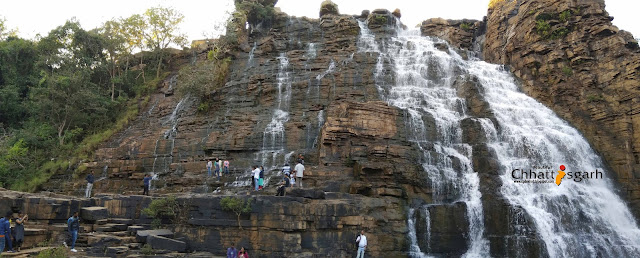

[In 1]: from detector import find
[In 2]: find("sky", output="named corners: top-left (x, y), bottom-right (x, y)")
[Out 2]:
top-left (1, 0), bottom-right (638, 42)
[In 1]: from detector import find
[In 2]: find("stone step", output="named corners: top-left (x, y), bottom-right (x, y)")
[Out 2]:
top-left (135, 229), bottom-right (174, 243)
top-left (96, 223), bottom-right (129, 232)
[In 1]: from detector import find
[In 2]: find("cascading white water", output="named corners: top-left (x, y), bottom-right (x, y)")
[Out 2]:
top-left (466, 60), bottom-right (640, 257)
top-left (259, 53), bottom-right (292, 168)
top-left (358, 18), bottom-right (640, 257)
top-left (247, 42), bottom-right (257, 67)
top-left (358, 22), bottom-right (489, 257)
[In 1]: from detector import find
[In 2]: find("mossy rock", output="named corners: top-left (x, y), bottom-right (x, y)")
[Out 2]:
top-left (319, 0), bottom-right (339, 16)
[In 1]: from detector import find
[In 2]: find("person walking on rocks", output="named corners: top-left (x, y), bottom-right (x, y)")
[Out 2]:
top-left (227, 243), bottom-right (238, 258)
top-left (355, 230), bottom-right (367, 258)
top-left (85, 171), bottom-right (95, 198)
top-left (224, 160), bottom-right (230, 175)
top-left (67, 211), bottom-right (80, 252)
top-left (252, 166), bottom-right (261, 191)
top-left (13, 212), bottom-right (27, 252)
top-left (207, 159), bottom-right (213, 177)
top-left (294, 161), bottom-right (305, 188)
top-left (143, 174), bottom-right (152, 196)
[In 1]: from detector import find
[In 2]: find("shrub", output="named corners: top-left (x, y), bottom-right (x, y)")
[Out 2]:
top-left (177, 57), bottom-right (231, 102)
top-left (536, 20), bottom-right (551, 38)
top-left (587, 94), bottom-right (604, 102)
top-left (220, 197), bottom-right (252, 229)
top-left (460, 23), bottom-right (472, 31)
top-left (141, 243), bottom-right (154, 255)
top-left (37, 246), bottom-right (66, 258)
top-left (562, 66), bottom-right (573, 76)
top-left (559, 10), bottom-right (572, 23)
top-left (319, 0), bottom-right (339, 16)
top-left (488, 0), bottom-right (505, 9)
top-left (142, 196), bottom-right (181, 229)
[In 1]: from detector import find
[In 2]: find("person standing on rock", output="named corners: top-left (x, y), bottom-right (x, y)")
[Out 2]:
top-left (282, 163), bottom-right (291, 177)
top-left (85, 171), bottom-right (95, 198)
top-left (355, 229), bottom-right (367, 258)
top-left (215, 158), bottom-right (221, 180)
top-left (238, 247), bottom-right (249, 258)
top-left (143, 174), bottom-right (152, 196)
top-left (227, 243), bottom-right (238, 258)
top-left (0, 212), bottom-right (13, 254)
top-left (13, 212), bottom-right (27, 252)
top-left (67, 211), bottom-right (80, 252)
top-left (294, 161), bottom-right (305, 188)
top-left (259, 166), bottom-right (265, 190)
top-left (224, 160), bottom-right (230, 175)
top-left (252, 166), bottom-right (261, 191)
top-left (207, 159), bottom-right (213, 177)
top-left (219, 159), bottom-right (224, 176)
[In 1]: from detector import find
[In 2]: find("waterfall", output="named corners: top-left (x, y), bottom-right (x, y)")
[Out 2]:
top-left (467, 60), bottom-right (640, 257)
top-left (358, 18), bottom-right (640, 257)
top-left (259, 53), bottom-right (292, 168)
top-left (247, 42), bottom-right (257, 67)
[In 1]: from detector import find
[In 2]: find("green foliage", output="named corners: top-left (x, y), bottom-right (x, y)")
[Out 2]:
top-left (141, 243), bottom-right (154, 255)
top-left (236, 1), bottom-right (275, 28)
top-left (460, 23), bottom-right (472, 31)
top-left (488, 0), bottom-right (505, 9)
top-left (142, 196), bottom-right (181, 229)
top-left (319, 0), bottom-right (340, 16)
top-left (536, 20), bottom-right (551, 38)
top-left (559, 10), bottom-right (572, 23)
top-left (0, 16), bottom-right (18, 40)
top-left (177, 57), bottom-right (231, 101)
top-left (561, 66), bottom-right (573, 76)
top-left (220, 197), bottom-right (252, 229)
top-left (550, 27), bottom-right (570, 40)
top-left (37, 246), bottom-right (67, 258)
top-left (587, 94), bottom-right (604, 103)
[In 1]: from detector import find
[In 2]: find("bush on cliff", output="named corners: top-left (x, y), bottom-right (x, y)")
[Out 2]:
top-left (319, 0), bottom-right (339, 17)
top-left (220, 197), bottom-right (252, 229)
top-left (142, 196), bottom-right (181, 228)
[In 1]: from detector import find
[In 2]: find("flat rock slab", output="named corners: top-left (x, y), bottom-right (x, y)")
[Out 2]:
top-left (106, 246), bottom-right (130, 255)
top-left (287, 188), bottom-right (326, 199)
top-left (96, 223), bottom-right (128, 232)
top-left (135, 229), bottom-right (174, 243)
top-left (147, 235), bottom-right (186, 252)
top-left (81, 206), bottom-right (108, 221)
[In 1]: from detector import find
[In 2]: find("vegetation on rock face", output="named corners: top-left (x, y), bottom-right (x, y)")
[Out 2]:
top-left (319, 0), bottom-right (339, 16)
top-left (392, 8), bottom-right (402, 19)
top-left (220, 197), bottom-right (252, 229)
top-left (488, 0), bottom-right (505, 9)
top-left (535, 10), bottom-right (575, 40)
top-left (0, 8), bottom-right (186, 191)
top-left (142, 196), bottom-right (181, 229)
top-left (460, 22), bottom-right (472, 31)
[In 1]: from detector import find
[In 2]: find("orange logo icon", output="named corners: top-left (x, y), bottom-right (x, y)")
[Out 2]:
top-left (555, 165), bottom-right (566, 186)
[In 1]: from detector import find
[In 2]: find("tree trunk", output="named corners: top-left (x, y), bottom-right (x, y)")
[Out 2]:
top-left (237, 213), bottom-right (242, 229)
top-left (156, 51), bottom-right (163, 79)
top-left (140, 52), bottom-right (146, 83)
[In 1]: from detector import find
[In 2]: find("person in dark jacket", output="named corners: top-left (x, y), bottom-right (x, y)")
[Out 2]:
top-left (276, 173), bottom-right (290, 196)
top-left (0, 211), bottom-right (13, 254)
top-left (143, 174), bottom-right (152, 196)
top-left (67, 211), bottom-right (80, 252)
top-left (85, 171), bottom-right (95, 198)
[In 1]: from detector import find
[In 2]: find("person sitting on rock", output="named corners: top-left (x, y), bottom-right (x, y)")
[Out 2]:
top-left (238, 247), bottom-right (249, 258)
top-left (276, 173), bottom-right (291, 196)
top-left (227, 242), bottom-right (238, 258)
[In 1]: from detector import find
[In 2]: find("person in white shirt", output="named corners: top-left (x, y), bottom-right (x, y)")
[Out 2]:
top-left (252, 166), bottom-right (261, 191)
top-left (294, 161), bottom-right (305, 188)
top-left (355, 230), bottom-right (367, 258)
top-left (206, 159), bottom-right (213, 177)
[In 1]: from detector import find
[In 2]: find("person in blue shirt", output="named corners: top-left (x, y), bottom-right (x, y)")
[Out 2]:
top-left (67, 211), bottom-right (80, 252)
top-left (143, 174), bottom-right (152, 196)
top-left (0, 211), bottom-right (14, 254)
top-left (227, 242), bottom-right (238, 258)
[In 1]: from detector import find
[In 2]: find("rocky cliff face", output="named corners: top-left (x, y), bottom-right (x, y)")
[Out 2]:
top-left (482, 0), bottom-right (640, 217)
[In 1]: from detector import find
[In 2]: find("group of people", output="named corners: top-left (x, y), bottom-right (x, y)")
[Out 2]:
top-left (207, 158), bottom-right (230, 180)
top-left (226, 243), bottom-right (249, 258)
top-left (251, 160), bottom-right (305, 195)
top-left (0, 211), bottom-right (28, 254)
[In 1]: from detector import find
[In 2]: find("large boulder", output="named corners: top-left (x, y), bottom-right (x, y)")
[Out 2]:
top-left (81, 206), bottom-right (108, 221)
top-left (147, 235), bottom-right (187, 252)
top-left (319, 0), bottom-right (339, 16)
top-left (135, 229), bottom-right (174, 243)
top-left (287, 188), bottom-right (326, 199)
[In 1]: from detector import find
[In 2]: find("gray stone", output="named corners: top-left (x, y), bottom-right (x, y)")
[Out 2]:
top-left (147, 235), bottom-right (186, 252)
top-left (81, 206), bottom-right (108, 221)
top-left (287, 188), bottom-right (326, 199)
top-left (135, 229), bottom-right (174, 243)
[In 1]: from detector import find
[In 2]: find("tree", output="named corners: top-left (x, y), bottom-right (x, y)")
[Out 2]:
top-left (143, 6), bottom-right (187, 78)
top-left (120, 14), bottom-right (147, 82)
top-left (220, 197), bottom-right (252, 229)
top-left (97, 19), bottom-right (126, 100)
top-left (0, 16), bottom-right (18, 40)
